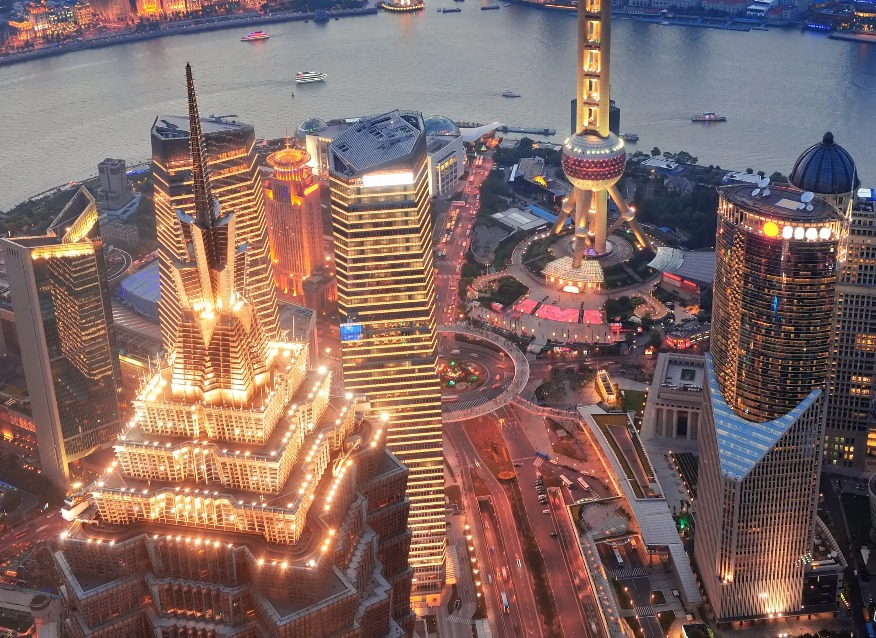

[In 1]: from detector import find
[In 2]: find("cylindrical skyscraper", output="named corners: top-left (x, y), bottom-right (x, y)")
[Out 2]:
top-left (695, 183), bottom-right (844, 621)
top-left (710, 183), bottom-right (843, 422)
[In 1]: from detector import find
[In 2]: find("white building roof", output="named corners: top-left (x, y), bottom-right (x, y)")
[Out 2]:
top-left (578, 405), bottom-right (702, 606)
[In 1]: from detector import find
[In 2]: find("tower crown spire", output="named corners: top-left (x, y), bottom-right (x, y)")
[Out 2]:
top-left (186, 63), bottom-right (215, 227)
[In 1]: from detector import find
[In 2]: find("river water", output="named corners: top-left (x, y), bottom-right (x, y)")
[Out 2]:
top-left (2, 8), bottom-right (876, 210)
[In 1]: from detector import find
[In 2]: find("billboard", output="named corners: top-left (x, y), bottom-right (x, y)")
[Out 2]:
top-left (340, 323), bottom-right (363, 342)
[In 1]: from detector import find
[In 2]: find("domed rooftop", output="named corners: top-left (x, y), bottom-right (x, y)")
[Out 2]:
top-left (789, 132), bottom-right (859, 195)
top-left (295, 118), bottom-right (328, 141)
top-left (424, 115), bottom-right (460, 138)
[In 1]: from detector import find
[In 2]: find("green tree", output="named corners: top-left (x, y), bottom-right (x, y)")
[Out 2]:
top-left (648, 329), bottom-right (663, 349)
top-left (769, 171), bottom-right (787, 184)
top-left (650, 147), bottom-right (661, 157)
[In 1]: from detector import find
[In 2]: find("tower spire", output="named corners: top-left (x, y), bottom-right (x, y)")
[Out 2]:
top-left (186, 63), bottom-right (215, 227)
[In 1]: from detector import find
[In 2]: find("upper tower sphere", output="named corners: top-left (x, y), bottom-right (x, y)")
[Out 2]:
top-left (561, 131), bottom-right (627, 191)
top-left (789, 132), bottom-right (859, 195)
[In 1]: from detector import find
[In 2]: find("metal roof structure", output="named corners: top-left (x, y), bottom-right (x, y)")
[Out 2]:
top-left (704, 354), bottom-right (821, 482)
top-left (578, 405), bottom-right (702, 607)
top-left (789, 131), bottom-right (859, 195)
top-left (328, 110), bottom-right (425, 177)
top-left (648, 247), bottom-right (716, 284)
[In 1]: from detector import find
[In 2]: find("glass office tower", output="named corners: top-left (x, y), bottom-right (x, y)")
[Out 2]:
top-left (695, 183), bottom-right (843, 621)
top-left (54, 67), bottom-right (415, 638)
top-left (329, 111), bottom-right (445, 604)
top-left (1, 188), bottom-right (122, 489)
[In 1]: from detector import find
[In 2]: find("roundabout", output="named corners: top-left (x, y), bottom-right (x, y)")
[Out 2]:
top-left (438, 324), bottom-right (530, 420)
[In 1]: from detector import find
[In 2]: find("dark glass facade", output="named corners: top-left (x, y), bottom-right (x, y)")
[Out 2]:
top-left (1, 188), bottom-right (122, 488)
top-left (710, 184), bottom-right (843, 422)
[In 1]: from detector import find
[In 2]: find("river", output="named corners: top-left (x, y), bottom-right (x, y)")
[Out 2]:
top-left (1, 7), bottom-right (876, 210)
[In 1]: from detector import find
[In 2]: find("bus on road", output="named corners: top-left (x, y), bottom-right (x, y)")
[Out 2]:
top-left (560, 475), bottom-right (574, 489)
top-left (577, 477), bottom-right (591, 492)
top-left (500, 592), bottom-right (510, 614)
top-left (613, 547), bottom-right (624, 566)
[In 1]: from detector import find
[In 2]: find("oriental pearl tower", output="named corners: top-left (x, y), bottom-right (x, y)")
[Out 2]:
top-left (546, 0), bottom-right (651, 289)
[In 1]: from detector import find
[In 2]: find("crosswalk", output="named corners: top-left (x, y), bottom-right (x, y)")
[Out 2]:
top-left (634, 604), bottom-right (655, 617)
top-left (448, 615), bottom-right (472, 625)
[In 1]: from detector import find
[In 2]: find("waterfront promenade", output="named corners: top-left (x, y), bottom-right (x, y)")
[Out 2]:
top-left (0, 6), bottom-right (377, 68)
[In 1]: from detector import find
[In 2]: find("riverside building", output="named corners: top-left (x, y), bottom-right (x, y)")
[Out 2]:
top-left (54, 66), bottom-right (415, 638)
top-left (263, 146), bottom-right (324, 300)
top-left (329, 111), bottom-right (445, 605)
top-left (694, 183), bottom-right (845, 621)
top-left (1, 187), bottom-right (122, 490)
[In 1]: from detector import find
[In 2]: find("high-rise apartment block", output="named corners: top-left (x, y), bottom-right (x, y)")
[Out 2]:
top-left (789, 134), bottom-right (870, 468)
top-left (151, 111), bottom-right (280, 357)
top-left (695, 183), bottom-right (843, 621)
top-left (97, 158), bottom-right (134, 213)
top-left (55, 66), bottom-right (414, 638)
top-left (1, 187), bottom-right (122, 489)
top-left (264, 146), bottom-right (324, 299)
top-left (329, 111), bottom-right (445, 603)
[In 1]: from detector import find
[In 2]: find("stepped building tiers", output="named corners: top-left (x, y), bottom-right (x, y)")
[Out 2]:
top-left (54, 66), bottom-right (415, 638)
top-left (545, 0), bottom-right (650, 290)
top-left (694, 182), bottom-right (844, 621)
top-left (329, 111), bottom-right (445, 604)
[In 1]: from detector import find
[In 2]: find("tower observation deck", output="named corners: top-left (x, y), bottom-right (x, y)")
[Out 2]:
top-left (545, 0), bottom-right (651, 287)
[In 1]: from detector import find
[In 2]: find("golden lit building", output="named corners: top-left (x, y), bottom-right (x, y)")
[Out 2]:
top-left (1, 188), bottom-right (123, 490)
top-left (695, 183), bottom-right (843, 621)
top-left (151, 109), bottom-right (280, 359)
top-left (264, 146), bottom-right (324, 300)
top-left (54, 66), bottom-right (415, 638)
top-left (135, 0), bottom-right (160, 17)
top-left (329, 111), bottom-right (445, 604)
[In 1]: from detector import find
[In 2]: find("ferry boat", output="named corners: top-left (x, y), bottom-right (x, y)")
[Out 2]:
top-left (377, 0), bottom-right (425, 11)
top-left (620, 133), bottom-right (639, 142)
top-left (502, 91), bottom-right (521, 97)
top-left (295, 71), bottom-right (327, 83)
top-left (691, 112), bottom-right (727, 122)
top-left (240, 31), bottom-right (270, 42)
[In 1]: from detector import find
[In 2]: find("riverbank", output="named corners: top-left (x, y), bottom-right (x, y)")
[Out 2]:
top-left (0, 6), bottom-right (377, 68)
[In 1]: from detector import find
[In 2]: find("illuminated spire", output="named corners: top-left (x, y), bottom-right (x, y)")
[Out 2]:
top-left (186, 63), bottom-right (215, 227)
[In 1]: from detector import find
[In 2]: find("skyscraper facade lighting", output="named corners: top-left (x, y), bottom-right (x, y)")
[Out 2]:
top-left (264, 146), bottom-right (324, 300)
top-left (694, 183), bottom-right (843, 621)
top-left (329, 111), bottom-right (445, 604)
top-left (54, 67), bottom-right (415, 638)
top-left (1, 188), bottom-right (123, 489)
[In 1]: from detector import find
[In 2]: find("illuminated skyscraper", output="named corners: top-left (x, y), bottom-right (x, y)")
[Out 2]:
top-left (786, 134), bottom-right (869, 468)
top-left (545, 0), bottom-right (649, 289)
top-left (1, 187), bottom-right (122, 490)
top-left (151, 108), bottom-right (280, 358)
top-left (54, 66), bottom-right (415, 638)
top-left (695, 183), bottom-right (843, 621)
top-left (264, 146), bottom-right (324, 300)
top-left (329, 111), bottom-right (445, 604)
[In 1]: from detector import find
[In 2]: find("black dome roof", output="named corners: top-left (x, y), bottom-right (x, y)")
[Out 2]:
top-left (789, 132), bottom-right (858, 195)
